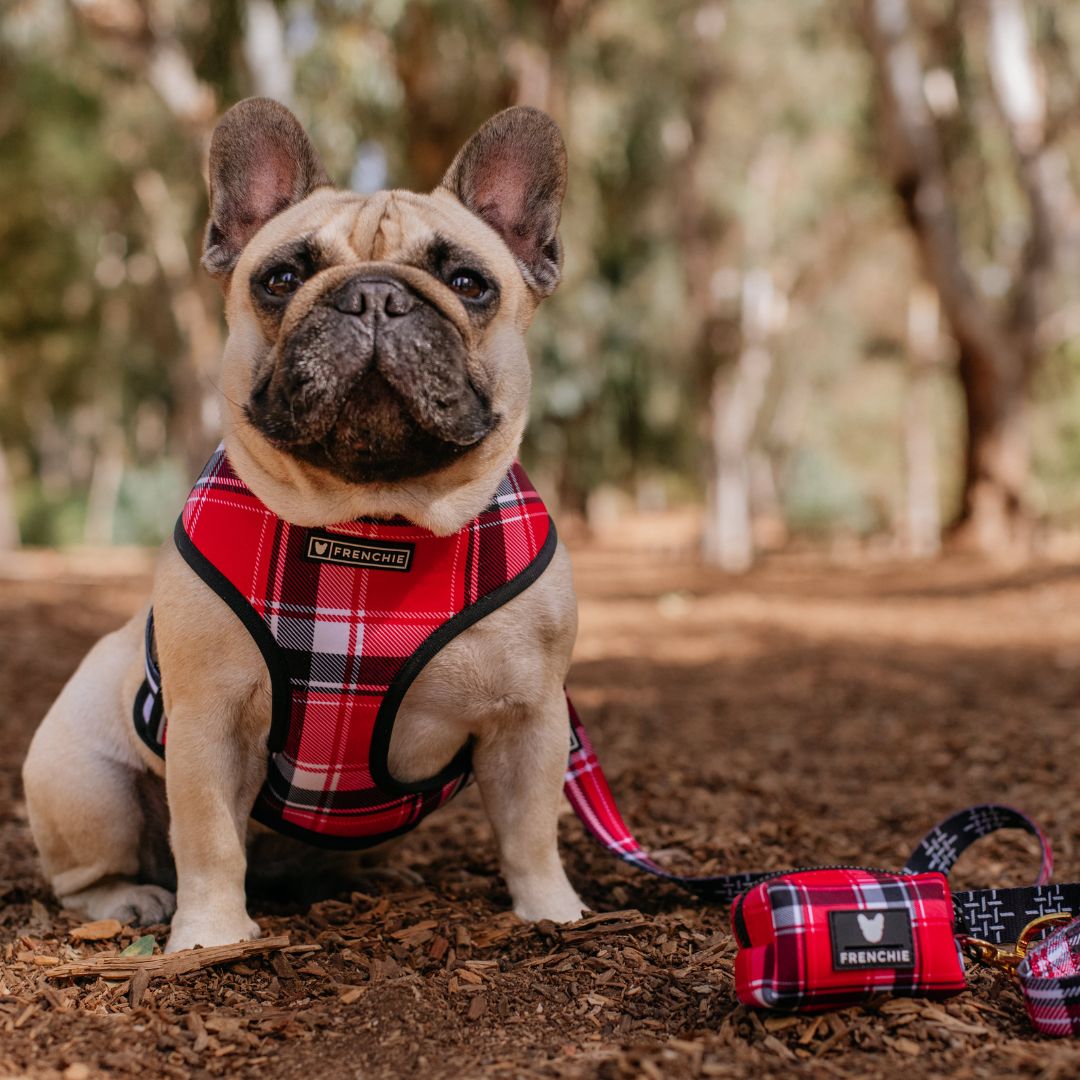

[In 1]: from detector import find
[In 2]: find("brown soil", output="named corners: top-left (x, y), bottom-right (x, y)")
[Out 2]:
top-left (2, 542), bottom-right (1080, 1078)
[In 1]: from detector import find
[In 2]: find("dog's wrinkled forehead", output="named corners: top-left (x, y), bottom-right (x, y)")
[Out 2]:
top-left (244, 188), bottom-right (518, 286)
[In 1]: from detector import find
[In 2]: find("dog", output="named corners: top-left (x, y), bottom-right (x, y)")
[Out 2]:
top-left (22, 98), bottom-right (586, 952)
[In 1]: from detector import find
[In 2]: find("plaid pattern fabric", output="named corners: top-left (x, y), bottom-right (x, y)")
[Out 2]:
top-left (733, 869), bottom-right (967, 1011)
top-left (1018, 917), bottom-right (1080, 1037)
top-left (135, 446), bottom-right (554, 847)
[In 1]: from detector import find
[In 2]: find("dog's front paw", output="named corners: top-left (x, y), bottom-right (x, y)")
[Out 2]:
top-left (166, 913), bottom-right (261, 953)
top-left (513, 883), bottom-right (588, 924)
top-left (61, 883), bottom-right (177, 928)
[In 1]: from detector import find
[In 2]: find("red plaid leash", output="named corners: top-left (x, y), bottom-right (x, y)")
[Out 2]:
top-left (564, 695), bottom-right (1080, 1030)
top-left (1019, 920), bottom-right (1080, 1036)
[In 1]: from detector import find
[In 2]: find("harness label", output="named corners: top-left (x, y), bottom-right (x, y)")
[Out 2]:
top-left (304, 531), bottom-right (415, 572)
top-left (829, 909), bottom-right (915, 970)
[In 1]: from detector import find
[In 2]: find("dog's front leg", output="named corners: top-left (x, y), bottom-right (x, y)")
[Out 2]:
top-left (163, 698), bottom-right (265, 952)
top-left (473, 687), bottom-right (586, 924)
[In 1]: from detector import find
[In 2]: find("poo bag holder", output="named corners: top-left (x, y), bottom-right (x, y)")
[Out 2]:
top-left (731, 866), bottom-right (968, 1011)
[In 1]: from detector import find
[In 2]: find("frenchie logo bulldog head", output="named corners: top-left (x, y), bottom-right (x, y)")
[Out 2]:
top-left (203, 97), bottom-right (567, 491)
top-left (856, 912), bottom-right (885, 944)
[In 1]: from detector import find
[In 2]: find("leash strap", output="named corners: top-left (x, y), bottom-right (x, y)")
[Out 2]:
top-left (563, 698), bottom-right (1080, 945)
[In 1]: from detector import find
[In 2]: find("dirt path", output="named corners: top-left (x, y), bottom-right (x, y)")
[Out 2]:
top-left (2, 544), bottom-right (1080, 1078)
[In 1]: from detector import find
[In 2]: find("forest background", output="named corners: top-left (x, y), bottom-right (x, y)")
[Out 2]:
top-left (3, 0), bottom-right (1080, 571)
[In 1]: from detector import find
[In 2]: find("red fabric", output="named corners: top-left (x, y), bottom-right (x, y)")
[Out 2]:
top-left (733, 868), bottom-right (967, 1011)
top-left (1018, 917), bottom-right (1080, 1036)
top-left (150, 446), bottom-right (553, 845)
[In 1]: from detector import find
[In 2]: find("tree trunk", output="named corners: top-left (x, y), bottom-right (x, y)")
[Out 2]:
top-left (954, 347), bottom-right (1031, 552)
top-left (865, 0), bottom-right (1037, 554)
top-left (703, 270), bottom-right (778, 571)
top-left (0, 443), bottom-right (19, 552)
top-left (903, 284), bottom-right (941, 557)
top-left (73, 2), bottom-right (221, 479)
top-left (698, 136), bottom-right (785, 570)
top-left (133, 170), bottom-right (223, 477)
top-left (244, 0), bottom-right (294, 105)
top-left (84, 429), bottom-right (125, 546)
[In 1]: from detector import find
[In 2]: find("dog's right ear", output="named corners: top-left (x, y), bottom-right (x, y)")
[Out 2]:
top-left (201, 97), bottom-right (330, 280)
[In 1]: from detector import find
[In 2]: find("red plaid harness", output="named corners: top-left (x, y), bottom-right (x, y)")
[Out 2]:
top-left (134, 446), bottom-right (555, 847)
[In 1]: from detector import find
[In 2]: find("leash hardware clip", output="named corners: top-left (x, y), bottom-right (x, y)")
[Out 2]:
top-left (962, 912), bottom-right (1074, 974)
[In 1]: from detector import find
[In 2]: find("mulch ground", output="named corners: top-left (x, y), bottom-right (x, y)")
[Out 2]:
top-left (3, 540), bottom-right (1080, 1078)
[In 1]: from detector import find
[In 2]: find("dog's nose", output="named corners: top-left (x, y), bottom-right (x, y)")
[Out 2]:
top-left (329, 277), bottom-right (416, 319)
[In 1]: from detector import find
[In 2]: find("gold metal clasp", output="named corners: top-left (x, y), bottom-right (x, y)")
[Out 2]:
top-left (963, 912), bottom-right (1075, 974)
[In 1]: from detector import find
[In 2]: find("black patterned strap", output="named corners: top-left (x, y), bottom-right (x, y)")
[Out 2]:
top-left (954, 884), bottom-right (1080, 946)
top-left (902, 804), bottom-right (1052, 883)
top-left (900, 804), bottom-right (1080, 945)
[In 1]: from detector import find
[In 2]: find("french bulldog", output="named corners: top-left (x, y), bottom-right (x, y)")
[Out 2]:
top-left (22, 98), bottom-right (586, 952)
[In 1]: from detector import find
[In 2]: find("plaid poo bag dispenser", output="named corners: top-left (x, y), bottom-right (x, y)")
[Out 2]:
top-left (731, 868), bottom-right (966, 1011)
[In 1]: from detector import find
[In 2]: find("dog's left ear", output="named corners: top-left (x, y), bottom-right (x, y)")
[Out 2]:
top-left (440, 106), bottom-right (567, 299)
top-left (202, 97), bottom-right (330, 280)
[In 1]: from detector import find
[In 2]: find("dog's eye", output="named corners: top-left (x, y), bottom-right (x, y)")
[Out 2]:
top-left (262, 267), bottom-right (304, 299)
top-left (448, 270), bottom-right (488, 301)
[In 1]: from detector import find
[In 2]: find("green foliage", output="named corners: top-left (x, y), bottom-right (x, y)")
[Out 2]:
top-left (2, 0), bottom-right (1080, 547)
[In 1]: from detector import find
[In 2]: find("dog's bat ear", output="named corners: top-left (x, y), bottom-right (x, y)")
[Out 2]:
top-left (202, 97), bottom-right (330, 280)
top-left (440, 107), bottom-right (567, 300)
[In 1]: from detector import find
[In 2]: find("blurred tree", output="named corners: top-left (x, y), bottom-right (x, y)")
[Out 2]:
top-left (866, 0), bottom-right (1080, 554)
top-left (2, 0), bottom-right (1079, 558)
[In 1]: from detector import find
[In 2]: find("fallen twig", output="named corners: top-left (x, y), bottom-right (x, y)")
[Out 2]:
top-left (557, 910), bottom-right (654, 944)
top-left (45, 933), bottom-right (290, 981)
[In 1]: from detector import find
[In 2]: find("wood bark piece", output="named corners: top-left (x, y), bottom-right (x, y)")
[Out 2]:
top-left (69, 919), bottom-right (123, 942)
top-left (557, 909), bottom-right (654, 944)
top-left (44, 933), bottom-right (290, 982)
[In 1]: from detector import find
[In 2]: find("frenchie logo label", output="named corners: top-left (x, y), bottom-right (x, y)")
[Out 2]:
top-left (303, 531), bottom-right (414, 572)
top-left (829, 909), bottom-right (915, 971)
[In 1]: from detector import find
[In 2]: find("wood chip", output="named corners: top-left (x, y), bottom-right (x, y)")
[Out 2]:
top-left (70, 919), bottom-right (123, 941)
top-left (45, 933), bottom-right (290, 981)
top-left (128, 968), bottom-right (150, 1007)
top-left (186, 1011), bottom-right (209, 1053)
top-left (886, 1036), bottom-right (923, 1056)
top-left (560, 920), bottom-right (654, 944)
top-left (762, 1035), bottom-right (797, 1060)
